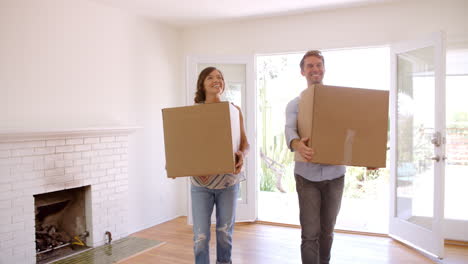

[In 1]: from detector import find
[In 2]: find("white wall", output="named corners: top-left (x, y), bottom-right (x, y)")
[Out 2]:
top-left (0, 0), bottom-right (186, 235)
top-left (182, 0), bottom-right (468, 55)
top-left (128, 17), bottom-right (188, 232)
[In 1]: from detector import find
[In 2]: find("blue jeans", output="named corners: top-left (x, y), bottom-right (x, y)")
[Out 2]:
top-left (191, 183), bottom-right (239, 264)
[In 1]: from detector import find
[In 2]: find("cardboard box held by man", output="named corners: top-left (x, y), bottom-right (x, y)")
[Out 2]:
top-left (296, 84), bottom-right (389, 168)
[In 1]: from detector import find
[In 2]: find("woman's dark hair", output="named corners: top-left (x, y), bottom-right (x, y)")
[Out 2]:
top-left (194, 67), bottom-right (224, 103)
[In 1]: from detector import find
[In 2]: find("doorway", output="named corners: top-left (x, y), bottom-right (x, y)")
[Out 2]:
top-left (256, 47), bottom-right (390, 233)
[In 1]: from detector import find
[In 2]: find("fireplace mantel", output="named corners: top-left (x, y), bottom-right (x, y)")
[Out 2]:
top-left (0, 127), bottom-right (141, 142)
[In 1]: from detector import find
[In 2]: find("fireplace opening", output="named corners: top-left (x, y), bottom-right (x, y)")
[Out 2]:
top-left (34, 186), bottom-right (90, 264)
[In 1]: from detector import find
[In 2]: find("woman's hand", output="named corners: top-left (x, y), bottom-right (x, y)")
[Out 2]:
top-left (234, 151), bottom-right (244, 174)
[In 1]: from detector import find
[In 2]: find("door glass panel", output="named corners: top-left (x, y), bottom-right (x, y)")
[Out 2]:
top-left (445, 48), bottom-right (468, 221)
top-left (197, 63), bottom-right (247, 202)
top-left (396, 46), bottom-right (435, 230)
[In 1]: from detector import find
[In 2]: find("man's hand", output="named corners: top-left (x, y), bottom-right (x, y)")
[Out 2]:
top-left (234, 151), bottom-right (244, 174)
top-left (291, 137), bottom-right (314, 161)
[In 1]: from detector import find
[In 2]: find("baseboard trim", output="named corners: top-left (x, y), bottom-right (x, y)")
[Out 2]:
top-left (254, 220), bottom-right (389, 237)
top-left (445, 239), bottom-right (468, 246)
top-left (254, 220), bottom-right (468, 245)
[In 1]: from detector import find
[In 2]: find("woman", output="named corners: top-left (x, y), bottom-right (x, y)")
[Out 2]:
top-left (191, 66), bottom-right (249, 264)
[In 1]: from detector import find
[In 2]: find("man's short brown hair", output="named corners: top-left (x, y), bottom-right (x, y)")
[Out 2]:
top-left (300, 50), bottom-right (325, 71)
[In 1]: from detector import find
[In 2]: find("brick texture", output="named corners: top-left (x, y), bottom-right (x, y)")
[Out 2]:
top-left (0, 132), bottom-right (131, 263)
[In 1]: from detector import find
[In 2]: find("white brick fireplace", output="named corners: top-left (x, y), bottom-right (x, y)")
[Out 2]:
top-left (0, 127), bottom-right (137, 263)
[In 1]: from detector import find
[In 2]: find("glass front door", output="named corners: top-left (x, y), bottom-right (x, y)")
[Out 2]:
top-left (389, 32), bottom-right (446, 258)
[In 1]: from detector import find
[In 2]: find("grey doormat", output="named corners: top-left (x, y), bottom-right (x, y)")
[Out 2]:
top-left (51, 236), bottom-right (165, 264)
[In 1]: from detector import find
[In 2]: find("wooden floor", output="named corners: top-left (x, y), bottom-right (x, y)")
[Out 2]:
top-left (121, 217), bottom-right (468, 264)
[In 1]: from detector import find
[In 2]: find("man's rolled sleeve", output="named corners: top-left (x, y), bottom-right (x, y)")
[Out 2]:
top-left (285, 97), bottom-right (300, 151)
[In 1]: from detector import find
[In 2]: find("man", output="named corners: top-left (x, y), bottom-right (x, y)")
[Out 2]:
top-left (284, 50), bottom-right (346, 264)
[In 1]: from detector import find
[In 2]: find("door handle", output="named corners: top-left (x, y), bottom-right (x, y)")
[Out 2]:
top-left (430, 156), bottom-right (447, 162)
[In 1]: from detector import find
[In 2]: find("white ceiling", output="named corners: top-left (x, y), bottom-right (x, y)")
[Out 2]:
top-left (93, 0), bottom-right (395, 28)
